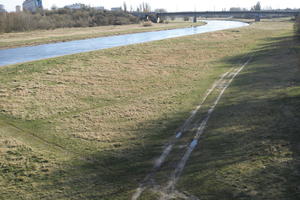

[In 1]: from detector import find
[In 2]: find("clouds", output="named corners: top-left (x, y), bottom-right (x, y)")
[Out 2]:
top-left (2, 0), bottom-right (300, 12)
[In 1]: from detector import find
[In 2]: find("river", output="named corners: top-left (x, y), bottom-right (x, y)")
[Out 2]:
top-left (0, 20), bottom-right (248, 67)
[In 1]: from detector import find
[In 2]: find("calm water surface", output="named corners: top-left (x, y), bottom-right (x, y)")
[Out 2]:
top-left (0, 20), bottom-right (248, 66)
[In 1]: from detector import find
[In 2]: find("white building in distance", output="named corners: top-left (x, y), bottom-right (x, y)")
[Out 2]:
top-left (23, 0), bottom-right (43, 12)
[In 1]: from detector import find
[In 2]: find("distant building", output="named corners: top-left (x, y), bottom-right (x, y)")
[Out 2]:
top-left (23, 0), bottom-right (43, 12)
top-left (94, 6), bottom-right (105, 11)
top-left (16, 5), bottom-right (21, 12)
top-left (111, 7), bottom-right (122, 12)
top-left (0, 4), bottom-right (6, 12)
top-left (64, 3), bottom-right (86, 10)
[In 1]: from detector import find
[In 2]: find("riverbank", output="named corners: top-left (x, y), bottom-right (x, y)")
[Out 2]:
top-left (0, 21), bottom-right (205, 49)
top-left (0, 18), bottom-right (299, 199)
top-left (0, 20), bottom-right (245, 67)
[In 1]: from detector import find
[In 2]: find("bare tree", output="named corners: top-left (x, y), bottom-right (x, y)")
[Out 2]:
top-left (251, 2), bottom-right (261, 11)
top-left (123, 2), bottom-right (127, 12)
top-left (144, 2), bottom-right (151, 12)
top-left (138, 2), bottom-right (151, 13)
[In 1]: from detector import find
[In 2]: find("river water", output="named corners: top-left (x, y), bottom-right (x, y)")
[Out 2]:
top-left (0, 20), bottom-right (248, 66)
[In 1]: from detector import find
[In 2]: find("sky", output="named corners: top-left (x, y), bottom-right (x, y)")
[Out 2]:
top-left (1, 0), bottom-right (300, 12)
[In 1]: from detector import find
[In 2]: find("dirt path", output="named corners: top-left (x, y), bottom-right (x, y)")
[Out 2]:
top-left (132, 58), bottom-right (251, 200)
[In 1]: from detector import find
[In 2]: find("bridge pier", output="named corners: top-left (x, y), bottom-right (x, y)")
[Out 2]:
top-left (193, 15), bottom-right (197, 23)
top-left (255, 14), bottom-right (261, 22)
top-left (157, 17), bottom-right (161, 23)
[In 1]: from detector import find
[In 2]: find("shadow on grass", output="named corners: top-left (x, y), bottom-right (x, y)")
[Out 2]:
top-left (32, 35), bottom-right (300, 200)
top-left (178, 35), bottom-right (300, 199)
top-left (33, 108), bottom-right (196, 199)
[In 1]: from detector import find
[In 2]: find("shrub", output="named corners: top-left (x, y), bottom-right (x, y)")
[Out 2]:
top-left (142, 21), bottom-right (152, 27)
top-left (0, 8), bottom-right (139, 33)
top-left (183, 16), bottom-right (190, 21)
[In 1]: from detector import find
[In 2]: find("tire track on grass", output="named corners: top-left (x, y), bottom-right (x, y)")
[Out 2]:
top-left (161, 58), bottom-right (252, 200)
top-left (132, 67), bottom-right (235, 200)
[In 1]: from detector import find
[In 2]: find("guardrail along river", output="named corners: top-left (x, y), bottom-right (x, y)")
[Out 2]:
top-left (0, 20), bottom-right (248, 66)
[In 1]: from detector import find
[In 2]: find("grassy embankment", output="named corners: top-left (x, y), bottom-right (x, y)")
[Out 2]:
top-left (176, 20), bottom-right (300, 199)
top-left (0, 18), bottom-right (299, 199)
top-left (0, 21), bottom-right (205, 49)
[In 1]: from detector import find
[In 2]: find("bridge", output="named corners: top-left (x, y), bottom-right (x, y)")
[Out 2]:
top-left (132, 11), bottom-right (300, 22)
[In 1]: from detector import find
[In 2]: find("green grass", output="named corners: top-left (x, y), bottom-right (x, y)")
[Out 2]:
top-left (0, 18), bottom-right (299, 199)
top-left (177, 26), bottom-right (300, 199)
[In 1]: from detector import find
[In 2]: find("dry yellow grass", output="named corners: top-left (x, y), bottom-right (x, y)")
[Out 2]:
top-left (0, 29), bottom-right (245, 150)
top-left (0, 19), bottom-right (297, 199)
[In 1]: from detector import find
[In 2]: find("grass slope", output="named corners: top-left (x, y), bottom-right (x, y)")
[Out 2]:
top-left (178, 24), bottom-right (300, 199)
top-left (0, 19), bottom-right (298, 199)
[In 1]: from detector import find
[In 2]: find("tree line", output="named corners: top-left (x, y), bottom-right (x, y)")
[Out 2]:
top-left (230, 1), bottom-right (300, 12)
top-left (0, 7), bottom-right (139, 33)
